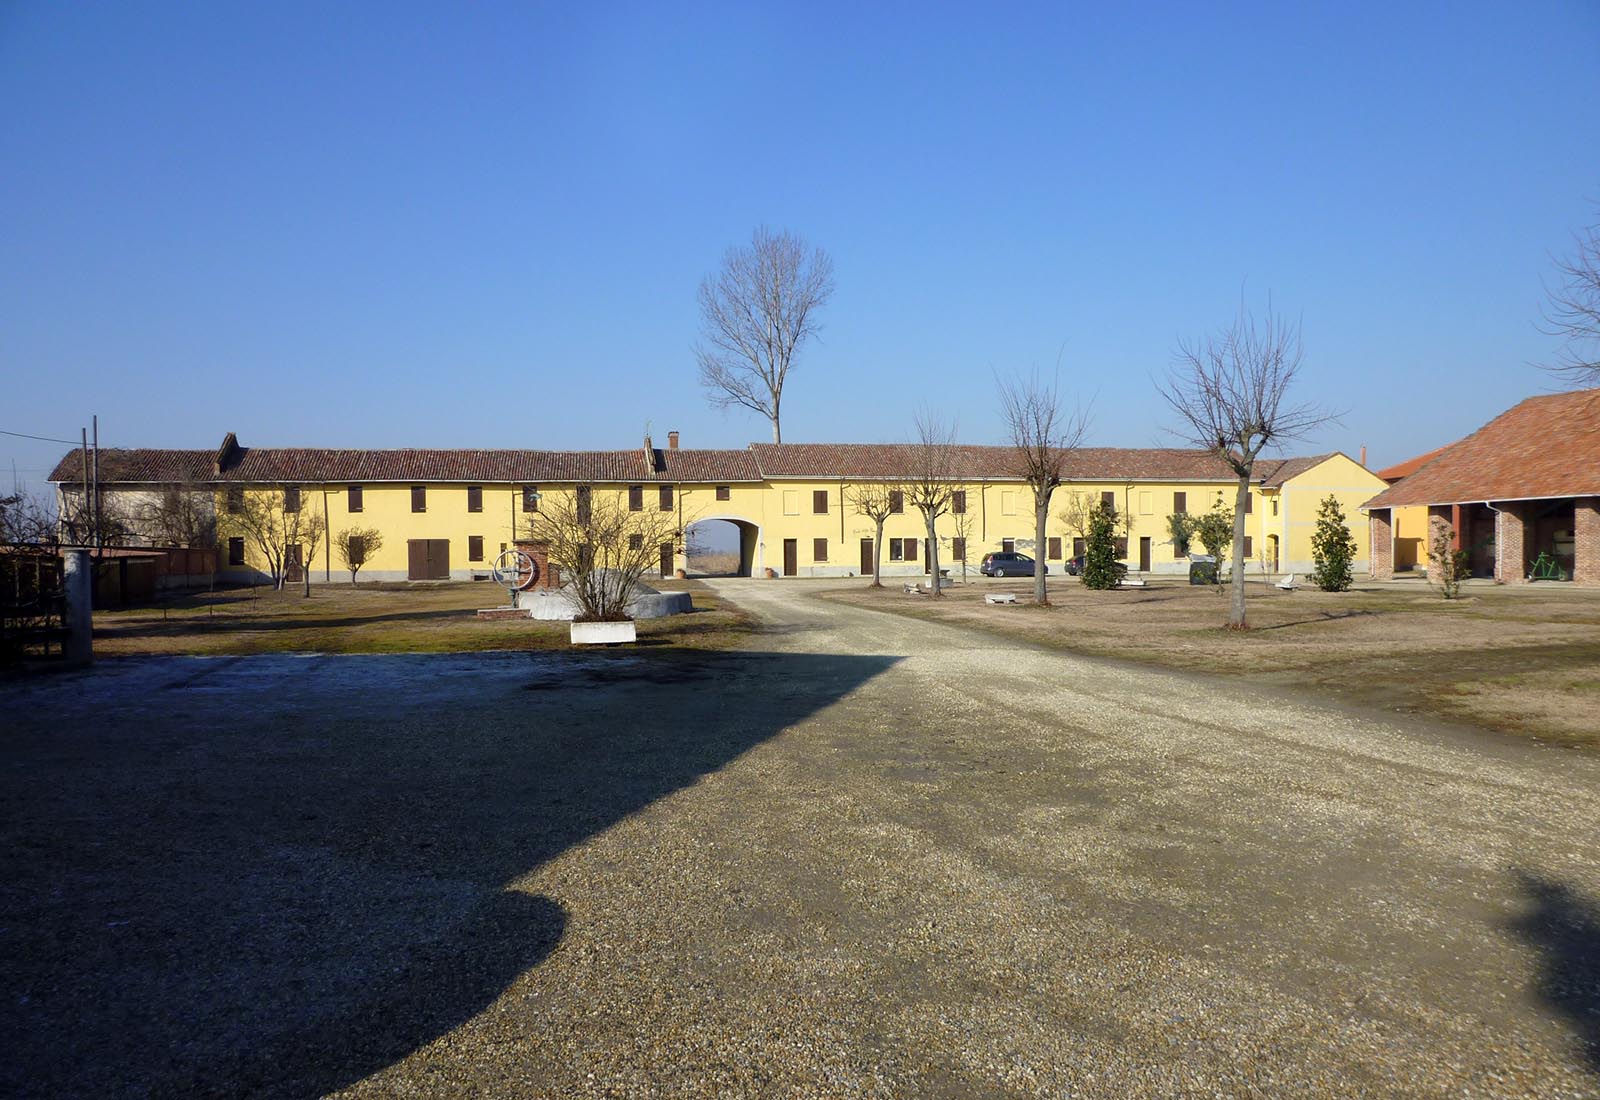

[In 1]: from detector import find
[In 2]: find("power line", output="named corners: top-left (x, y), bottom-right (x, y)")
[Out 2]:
top-left (0, 428), bottom-right (83, 445)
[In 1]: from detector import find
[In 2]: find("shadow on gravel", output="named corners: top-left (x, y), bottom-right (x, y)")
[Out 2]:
top-left (0, 648), bottom-right (898, 1099)
top-left (1508, 869), bottom-right (1600, 1075)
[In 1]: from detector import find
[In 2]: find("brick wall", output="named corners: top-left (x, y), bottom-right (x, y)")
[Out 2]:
top-left (1370, 509), bottom-right (1393, 579)
top-left (1576, 497), bottom-right (1600, 587)
top-left (1495, 502), bottom-right (1531, 584)
top-left (1426, 506), bottom-right (1452, 584)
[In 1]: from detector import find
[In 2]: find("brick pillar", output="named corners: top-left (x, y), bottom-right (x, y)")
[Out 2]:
top-left (1426, 506), bottom-right (1453, 584)
top-left (1575, 497), bottom-right (1600, 587)
top-left (1370, 509), bottom-right (1393, 579)
top-left (1495, 503), bottom-right (1530, 584)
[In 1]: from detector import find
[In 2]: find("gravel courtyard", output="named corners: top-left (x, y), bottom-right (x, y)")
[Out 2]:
top-left (4, 579), bottom-right (1599, 1098)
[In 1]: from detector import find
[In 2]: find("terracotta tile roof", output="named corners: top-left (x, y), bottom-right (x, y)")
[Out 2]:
top-left (749, 443), bottom-right (1265, 482)
top-left (1375, 445), bottom-right (1451, 483)
top-left (1364, 388), bottom-right (1600, 509)
top-left (50, 446), bottom-right (763, 485)
top-left (1256, 453), bottom-right (1340, 488)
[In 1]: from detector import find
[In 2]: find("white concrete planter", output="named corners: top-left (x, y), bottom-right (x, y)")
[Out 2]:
top-left (570, 620), bottom-right (636, 645)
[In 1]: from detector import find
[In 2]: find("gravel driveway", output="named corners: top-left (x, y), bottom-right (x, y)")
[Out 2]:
top-left (3, 579), bottom-right (1598, 1098)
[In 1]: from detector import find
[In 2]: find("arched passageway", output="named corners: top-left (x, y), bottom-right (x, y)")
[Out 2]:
top-left (684, 517), bottom-right (761, 577)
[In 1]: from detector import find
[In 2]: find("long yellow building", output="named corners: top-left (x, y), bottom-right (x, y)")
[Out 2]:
top-left (51, 432), bottom-right (1387, 583)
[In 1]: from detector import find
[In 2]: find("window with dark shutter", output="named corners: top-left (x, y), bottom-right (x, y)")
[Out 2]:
top-left (952, 537), bottom-right (966, 561)
top-left (348, 534), bottom-right (365, 565)
top-left (1101, 491), bottom-right (1115, 511)
top-left (716, 485), bottom-right (731, 501)
top-left (1048, 536), bottom-right (1061, 559)
top-left (904, 538), bottom-right (917, 561)
top-left (467, 486), bottom-right (483, 513)
top-left (1243, 493), bottom-right (1253, 514)
top-left (889, 490), bottom-right (904, 514)
top-left (348, 485), bottom-right (363, 513)
top-left (889, 540), bottom-right (904, 561)
top-left (629, 533), bottom-right (643, 551)
top-left (411, 486), bottom-right (426, 513)
top-left (952, 490), bottom-right (966, 515)
top-left (1173, 491), bottom-right (1187, 514)
top-left (628, 485), bottom-right (643, 511)
top-left (283, 486), bottom-right (301, 513)
top-left (659, 485), bottom-right (673, 511)
top-left (576, 486), bottom-right (591, 524)
top-left (225, 487), bottom-right (243, 514)
top-left (813, 537), bottom-right (828, 561)
top-left (1002, 538), bottom-right (1015, 554)
top-left (469, 535), bottom-right (484, 561)
top-left (813, 490), bottom-right (828, 514)
top-left (522, 486), bottom-right (539, 512)
top-left (1244, 536), bottom-right (1254, 558)
top-left (1073, 537), bottom-right (1085, 558)
top-left (228, 536), bottom-right (245, 565)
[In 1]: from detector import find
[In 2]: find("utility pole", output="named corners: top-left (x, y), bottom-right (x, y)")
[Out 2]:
top-left (79, 428), bottom-right (89, 546)
top-left (91, 415), bottom-right (100, 548)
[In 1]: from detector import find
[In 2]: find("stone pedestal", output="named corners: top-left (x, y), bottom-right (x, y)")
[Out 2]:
top-left (62, 548), bottom-right (93, 667)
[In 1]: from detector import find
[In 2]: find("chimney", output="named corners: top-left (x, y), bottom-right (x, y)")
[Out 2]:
top-left (215, 431), bottom-right (240, 474)
top-left (668, 430), bottom-right (679, 450)
top-left (1359, 444), bottom-right (1367, 467)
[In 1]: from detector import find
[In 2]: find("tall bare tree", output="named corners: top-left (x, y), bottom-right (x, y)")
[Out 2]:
top-left (218, 488), bottom-right (324, 592)
top-left (696, 226), bottom-right (835, 443)
top-left (905, 412), bottom-right (959, 596)
top-left (1541, 212), bottom-right (1600, 384)
top-left (999, 372), bottom-right (1089, 605)
top-left (846, 482), bottom-right (898, 587)
top-left (136, 481), bottom-right (215, 547)
top-left (1160, 302), bottom-right (1336, 628)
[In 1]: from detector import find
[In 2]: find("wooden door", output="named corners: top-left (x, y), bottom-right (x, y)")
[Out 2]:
top-left (285, 544), bottom-right (304, 583)
top-left (659, 542), bottom-right (673, 578)
top-left (860, 538), bottom-right (873, 574)
top-left (783, 539), bottom-right (798, 576)
top-left (408, 539), bottom-right (428, 580)
top-left (1139, 537), bottom-right (1151, 572)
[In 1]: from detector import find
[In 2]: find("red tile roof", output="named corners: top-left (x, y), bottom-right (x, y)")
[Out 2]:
top-left (1374, 445), bottom-right (1451, 483)
top-left (50, 446), bottom-right (763, 485)
top-left (751, 443), bottom-right (1278, 482)
top-left (51, 437), bottom-right (1342, 489)
top-left (1364, 388), bottom-right (1600, 509)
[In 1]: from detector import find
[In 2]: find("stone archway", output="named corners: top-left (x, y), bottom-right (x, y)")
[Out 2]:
top-left (684, 517), bottom-right (762, 577)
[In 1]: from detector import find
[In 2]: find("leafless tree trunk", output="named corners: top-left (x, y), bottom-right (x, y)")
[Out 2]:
top-left (999, 371), bottom-right (1089, 605)
top-left (1160, 302), bottom-right (1337, 628)
top-left (846, 483), bottom-right (897, 587)
top-left (905, 412), bottom-right (959, 596)
top-left (695, 226), bottom-right (835, 443)
top-left (335, 527), bottom-right (383, 586)
top-left (135, 481), bottom-right (216, 547)
top-left (1541, 213), bottom-right (1600, 385)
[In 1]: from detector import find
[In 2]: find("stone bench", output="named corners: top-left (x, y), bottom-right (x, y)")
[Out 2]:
top-left (985, 593), bottom-right (1018, 605)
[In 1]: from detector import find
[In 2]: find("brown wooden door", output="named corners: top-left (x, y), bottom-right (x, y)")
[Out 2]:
top-left (860, 538), bottom-right (873, 574)
top-left (783, 539), bottom-right (797, 576)
top-left (1139, 537), bottom-right (1151, 572)
top-left (659, 542), bottom-right (673, 577)
top-left (409, 539), bottom-right (449, 580)
top-left (408, 539), bottom-right (428, 580)
top-left (428, 539), bottom-right (450, 579)
top-left (285, 544), bottom-right (304, 583)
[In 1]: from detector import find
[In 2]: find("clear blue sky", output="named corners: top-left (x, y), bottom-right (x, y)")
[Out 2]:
top-left (3, 2), bottom-right (1598, 493)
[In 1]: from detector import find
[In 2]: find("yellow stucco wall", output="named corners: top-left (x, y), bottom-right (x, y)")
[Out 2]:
top-left (170, 455), bottom-right (1386, 583)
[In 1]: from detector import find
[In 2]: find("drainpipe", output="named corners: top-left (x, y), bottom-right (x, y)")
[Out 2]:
top-left (322, 487), bottom-right (331, 582)
top-left (1483, 500), bottom-right (1504, 581)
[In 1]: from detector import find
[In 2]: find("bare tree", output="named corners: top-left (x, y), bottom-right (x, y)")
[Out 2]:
top-left (846, 483), bottom-right (898, 587)
top-left (218, 488), bottom-right (324, 592)
top-left (1160, 302), bottom-right (1337, 628)
top-left (951, 504), bottom-right (974, 584)
top-left (999, 372), bottom-right (1089, 605)
top-left (335, 527), bottom-right (384, 586)
top-left (1541, 213), bottom-right (1600, 384)
top-left (527, 489), bottom-right (684, 622)
top-left (904, 412), bottom-right (959, 596)
top-left (135, 482), bottom-right (215, 547)
top-left (696, 226), bottom-right (835, 443)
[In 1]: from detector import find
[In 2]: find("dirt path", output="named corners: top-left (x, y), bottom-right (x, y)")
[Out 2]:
top-left (3, 580), bottom-right (1598, 1098)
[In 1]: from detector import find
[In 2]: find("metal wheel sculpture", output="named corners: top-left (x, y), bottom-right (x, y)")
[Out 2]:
top-left (491, 549), bottom-right (539, 602)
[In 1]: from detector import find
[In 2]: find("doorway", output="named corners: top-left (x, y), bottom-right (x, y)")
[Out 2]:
top-left (860, 538), bottom-right (873, 575)
top-left (783, 539), bottom-right (798, 576)
top-left (406, 539), bottom-right (450, 580)
top-left (285, 544), bottom-right (305, 584)
top-left (1138, 537), bottom-right (1151, 572)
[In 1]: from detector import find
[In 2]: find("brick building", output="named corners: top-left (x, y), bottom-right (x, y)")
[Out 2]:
top-left (1363, 388), bottom-right (1600, 586)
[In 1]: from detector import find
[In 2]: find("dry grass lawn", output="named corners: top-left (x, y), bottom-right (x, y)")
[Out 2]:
top-left (89, 577), bottom-right (756, 658)
top-left (827, 577), bottom-right (1600, 747)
